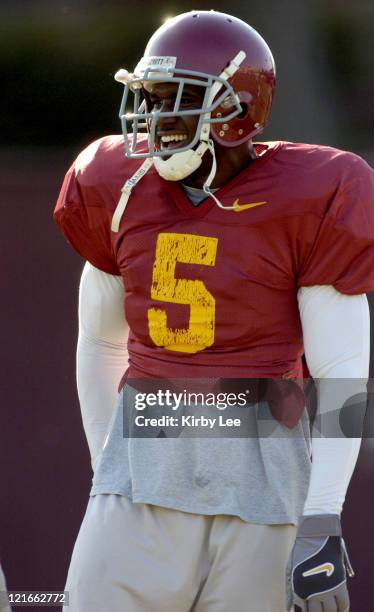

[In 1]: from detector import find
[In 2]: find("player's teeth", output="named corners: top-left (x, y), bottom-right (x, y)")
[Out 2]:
top-left (161, 134), bottom-right (188, 143)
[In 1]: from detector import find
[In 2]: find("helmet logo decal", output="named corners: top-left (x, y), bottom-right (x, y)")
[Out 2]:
top-left (136, 56), bottom-right (177, 76)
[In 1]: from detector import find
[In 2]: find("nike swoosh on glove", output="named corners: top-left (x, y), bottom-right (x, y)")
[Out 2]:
top-left (286, 514), bottom-right (354, 612)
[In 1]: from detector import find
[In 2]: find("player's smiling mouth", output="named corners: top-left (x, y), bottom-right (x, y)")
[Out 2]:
top-left (157, 132), bottom-right (189, 152)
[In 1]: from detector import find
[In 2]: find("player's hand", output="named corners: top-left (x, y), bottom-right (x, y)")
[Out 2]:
top-left (286, 514), bottom-right (354, 611)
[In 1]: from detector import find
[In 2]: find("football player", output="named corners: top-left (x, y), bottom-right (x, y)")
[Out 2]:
top-left (54, 11), bottom-right (374, 612)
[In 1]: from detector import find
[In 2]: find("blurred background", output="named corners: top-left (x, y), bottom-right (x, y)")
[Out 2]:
top-left (1, 0), bottom-right (373, 610)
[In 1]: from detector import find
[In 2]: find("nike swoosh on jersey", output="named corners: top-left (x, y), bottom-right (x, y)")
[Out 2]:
top-left (232, 199), bottom-right (267, 212)
top-left (302, 563), bottom-right (335, 578)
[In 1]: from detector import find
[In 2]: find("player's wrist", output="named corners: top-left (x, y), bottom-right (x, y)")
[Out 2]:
top-left (297, 514), bottom-right (342, 537)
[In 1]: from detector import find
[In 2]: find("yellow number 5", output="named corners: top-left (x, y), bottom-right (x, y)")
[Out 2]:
top-left (148, 233), bottom-right (218, 353)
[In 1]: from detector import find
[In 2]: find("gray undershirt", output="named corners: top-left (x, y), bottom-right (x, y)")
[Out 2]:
top-left (181, 183), bottom-right (218, 205)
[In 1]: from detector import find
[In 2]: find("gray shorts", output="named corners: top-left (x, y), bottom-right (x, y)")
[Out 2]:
top-left (65, 494), bottom-right (297, 612)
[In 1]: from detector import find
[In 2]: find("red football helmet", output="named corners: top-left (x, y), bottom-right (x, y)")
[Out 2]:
top-left (115, 10), bottom-right (276, 157)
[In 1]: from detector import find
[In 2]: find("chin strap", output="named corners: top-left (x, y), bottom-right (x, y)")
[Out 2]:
top-left (111, 157), bottom-right (154, 232)
top-left (153, 140), bottom-right (209, 181)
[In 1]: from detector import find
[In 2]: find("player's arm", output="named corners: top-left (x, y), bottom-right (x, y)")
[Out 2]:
top-left (300, 285), bottom-right (368, 516)
top-left (287, 285), bottom-right (369, 612)
top-left (77, 262), bottom-right (128, 471)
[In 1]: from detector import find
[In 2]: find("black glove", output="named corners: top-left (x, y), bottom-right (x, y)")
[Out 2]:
top-left (286, 514), bottom-right (354, 611)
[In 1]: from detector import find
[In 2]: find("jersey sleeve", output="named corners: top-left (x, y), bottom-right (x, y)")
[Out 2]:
top-left (54, 141), bottom-right (120, 275)
top-left (297, 154), bottom-right (374, 294)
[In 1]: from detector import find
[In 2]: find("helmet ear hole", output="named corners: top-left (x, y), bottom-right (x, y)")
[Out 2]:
top-left (237, 102), bottom-right (248, 120)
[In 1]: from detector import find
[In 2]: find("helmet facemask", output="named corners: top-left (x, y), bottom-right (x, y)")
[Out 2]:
top-left (115, 52), bottom-right (247, 182)
top-left (116, 57), bottom-right (244, 156)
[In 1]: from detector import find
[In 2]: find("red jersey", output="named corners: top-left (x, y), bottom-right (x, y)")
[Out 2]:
top-left (54, 137), bottom-right (374, 380)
